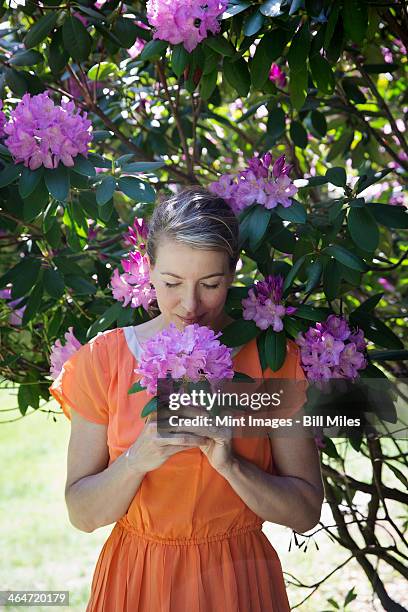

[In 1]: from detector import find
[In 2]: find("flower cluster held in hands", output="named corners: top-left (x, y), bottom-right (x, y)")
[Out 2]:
top-left (296, 315), bottom-right (367, 382)
top-left (4, 92), bottom-right (92, 170)
top-left (209, 153), bottom-right (298, 214)
top-left (242, 275), bottom-right (296, 332)
top-left (49, 327), bottom-right (82, 380)
top-left (136, 323), bottom-right (234, 395)
top-left (146, 0), bottom-right (228, 52)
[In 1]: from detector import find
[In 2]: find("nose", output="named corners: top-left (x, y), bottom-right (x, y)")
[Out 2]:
top-left (181, 286), bottom-right (200, 316)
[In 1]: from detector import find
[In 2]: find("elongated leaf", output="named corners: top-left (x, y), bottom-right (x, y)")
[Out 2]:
top-left (348, 207), bottom-right (379, 252)
top-left (293, 305), bottom-right (328, 321)
top-left (342, 0), bottom-right (368, 44)
top-left (171, 44), bottom-right (190, 77)
top-left (267, 107), bottom-right (286, 142)
top-left (250, 28), bottom-right (287, 89)
top-left (367, 204), bottom-right (408, 229)
top-left (8, 259), bottom-right (41, 298)
top-left (326, 166), bottom-right (346, 187)
top-left (323, 245), bottom-right (367, 272)
top-left (43, 268), bottom-right (65, 298)
top-left (354, 293), bottom-right (383, 313)
top-left (265, 328), bottom-right (286, 371)
top-left (221, 319), bottom-right (260, 347)
top-left (205, 36), bottom-right (235, 57)
top-left (0, 164), bottom-right (22, 188)
top-left (248, 205), bottom-right (272, 250)
top-left (10, 50), bottom-right (43, 66)
top-left (128, 381), bottom-right (145, 395)
top-left (223, 57), bottom-right (250, 97)
top-left (200, 69), bottom-right (218, 100)
top-left (290, 121), bottom-right (308, 148)
top-left (118, 177), bottom-right (156, 203)
top-left (24, 12), bottom-right (59, 48)
top-left (86, 302), bottom-right (123, 337)
top-left (44, 165), bottom-right (70, 201)
top-left (96, 176), bottom-right (116, 206)
top-left (283, 255), bottom-right (306, 293)
top-left (309, 53), bottom-right (335, 94)
top-left (276, 200), bottom-right (306, 223)
top-left (141, 397), bottom-right (158, 418)
top-left (323, 259), bottom-right (340, 301)
top-left (19, 167), bottom-right (43, 199)
top-left (350, 312), bottom-right (403, 350)
top-left (62, 16), bottom-right (92, 62)
top-left (121, 161), bottom-right (165, 173)
top-left (304, 260), bottom-right (322, 292)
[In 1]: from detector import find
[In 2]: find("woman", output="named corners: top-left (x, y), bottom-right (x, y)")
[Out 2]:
top-left (50, 187), bottom-right (324, 611)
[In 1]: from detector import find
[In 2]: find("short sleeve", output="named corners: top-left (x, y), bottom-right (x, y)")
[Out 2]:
top-left (262, 340), bottom-right (309, 418)
top-left (49, 336), bottom-right (109, 425)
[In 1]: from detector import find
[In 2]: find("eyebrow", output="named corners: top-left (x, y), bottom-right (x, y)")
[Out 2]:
top-left (160, 272), bottom-right (225, 280)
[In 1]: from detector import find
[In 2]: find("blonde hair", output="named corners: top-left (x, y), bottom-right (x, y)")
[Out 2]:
top-left (147, 186), bottom-right (239, 270)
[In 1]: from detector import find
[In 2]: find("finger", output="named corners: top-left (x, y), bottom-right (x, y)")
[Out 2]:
top-left (158, 433), bottom-right (210, 446)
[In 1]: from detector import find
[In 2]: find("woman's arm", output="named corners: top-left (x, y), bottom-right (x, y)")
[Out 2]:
top-left (216, 436), bottom-right (324, 534)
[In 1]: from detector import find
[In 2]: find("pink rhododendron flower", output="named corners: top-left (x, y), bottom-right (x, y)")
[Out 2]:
top-left (378, 277), bottom-right (395, 292)
top-left (146, 0), bottom-right (228, 52)
top-left (4, 93), bottom-right (92, 170)
top-left (110, 251), bottom-right (156, 310)
top-left (296, 315), bottom-right (367, 382)
top-left (209, 153), bottom-right (298, 214)
top-left (242, 275), bottom-right (297, 332)
top-left (124, 217), bottom-right (149, 251)
top-left (0, 100), bottom-right (6, 138)
top-left (135, 323), bottom-right (234, 395)
top-left (128, 38), bottom-right (146, 58)
top-left (49, 327), bottom-right (82, 380)
top-left (268, 63), bottom-right (287, 88)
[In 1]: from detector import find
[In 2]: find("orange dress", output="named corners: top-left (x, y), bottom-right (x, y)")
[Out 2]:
top-left (49, 325), bottom-right (307, 612)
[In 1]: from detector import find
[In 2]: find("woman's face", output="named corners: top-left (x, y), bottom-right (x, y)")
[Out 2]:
top-left (149, 239), bottom-right (235, 331)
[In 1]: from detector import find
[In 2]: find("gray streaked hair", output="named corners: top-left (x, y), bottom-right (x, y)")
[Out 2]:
top-left (146, 186), bottom-right (240, 270)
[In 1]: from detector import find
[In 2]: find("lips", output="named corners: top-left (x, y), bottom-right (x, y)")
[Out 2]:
top-left (177, 314), bottom-right (204, 325)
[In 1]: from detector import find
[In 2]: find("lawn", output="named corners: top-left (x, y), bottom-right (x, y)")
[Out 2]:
top-left (0, 387), bottom-right (406, 611)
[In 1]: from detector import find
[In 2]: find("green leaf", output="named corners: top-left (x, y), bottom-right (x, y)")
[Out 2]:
top-left (23, 179), bottom-right (49, 221)
top-left (128, 381), bottom-right (145, 395)
top-left (141, 397), bottom-right (158, 418)
top-left (310, 110), bottom-right (327, 137)
top-left (44, 165), bottom-right (70, 201)
top-left (294, 305), bottom-right (328, 321)
top-left (276, 201), bottom-right (306, 224)
top-left (266, 107), bottom-right (286, 142)
top-left (348, 207), bottom-right (379, 252)
top-left (222, 1), bottom-right (251, 18)
top-left (323, 245), bottom-right (367, 272)
top-left (323, 259), bottom-right (340, 301)
top-left (325, 167), bottom-right (347, 187)
top-left (287, 24), bottom-right (311, 72)
top-left (289, 66), bottom-right (308, 110)
top-left (232, 371), bottom-right (255, 382)
top-left (118, 177), bottom-right (156, 203)
top-left (121, 161), bottom-right (165, 173)
top-left (367, 204), bottom-right (408, 229)
top-left (96, 176), bottom-right (116, 206)
top-left (10, 49), bottom-right (43, 66)
top-left (19, 167), bottom-right (43, 199)
top-left (350, 312), bottom-right (403, 350)
top-left (369, 349), bottom-right (408, 361)
top-left (113, 16), bottom-right (139, 48)
top-left (355, 168), bottom-right (392, 194)
top-left (72, 155), bottom-right (96, 177)
top-left (342, 78), bottom-right (366, 103)
top-left (265, 328), bottom-right (286, 371)
top-left (243, 9), bottom-right (265, 36)
top-left (304, 260), bottom-right (322, 292)
top-left (0, 163), bottom-right (22, 188)
top-left (250, 29), bottom-right (287, 89)
top-left (6, 259), bottom-right (41, 298)
top-left (309, 53), bottom-right (335, 94)
top-left (205, 35), bottom-right (235, 57)
top-left (87, 61), bottom-right (118, 81)
top-left (62, 16), bottom-right (92, 62)
top-left (171, 44), bottom-right (190, 77)
top-left (18, 382), bottom-right (39, 415)
top-left (86, 302), bottom-right (123, 337)
top-left (248, 205), bottom-right (272, 250)
top-left (64, 275), bottom-right (96, 295)
top-left (385, 464), bottom-right (408, 491)
top-left (342, 0), bottom-right (368, 44)
top-left (200, 69), bottom-right (218, 100)
top-left (354, 293), bottom-right (383, 314)
top-left (223, 57), bottom-right (250, 97)
top-left (290, 121), bottom-right (308, 148)
top-left (269, 225), bottom-right (296, 253)
top-left (24, 12), bottom-right (59, 48)
top-left (140, 39), bottom-right (168, 60)
top-left (43, 268), bottom-right (65, 298)
top-left (283, 255), bottom-right (306, 293)
top-left (221, 319), bottom-right (260, 347)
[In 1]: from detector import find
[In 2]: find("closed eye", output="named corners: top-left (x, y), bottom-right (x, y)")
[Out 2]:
top-left (203, 284), bottom-right (220, 289)
top-left (165, 282), bottom-right (180, 288)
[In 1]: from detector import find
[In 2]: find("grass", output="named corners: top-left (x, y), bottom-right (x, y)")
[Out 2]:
top-left (0, 387), bottom-right (406, 611)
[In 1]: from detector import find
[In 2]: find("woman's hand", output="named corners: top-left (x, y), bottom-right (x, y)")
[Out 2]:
top-left (126, 412), bottom-right (210, 475)
top-left (160, 405), bottom-right (235, 475)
